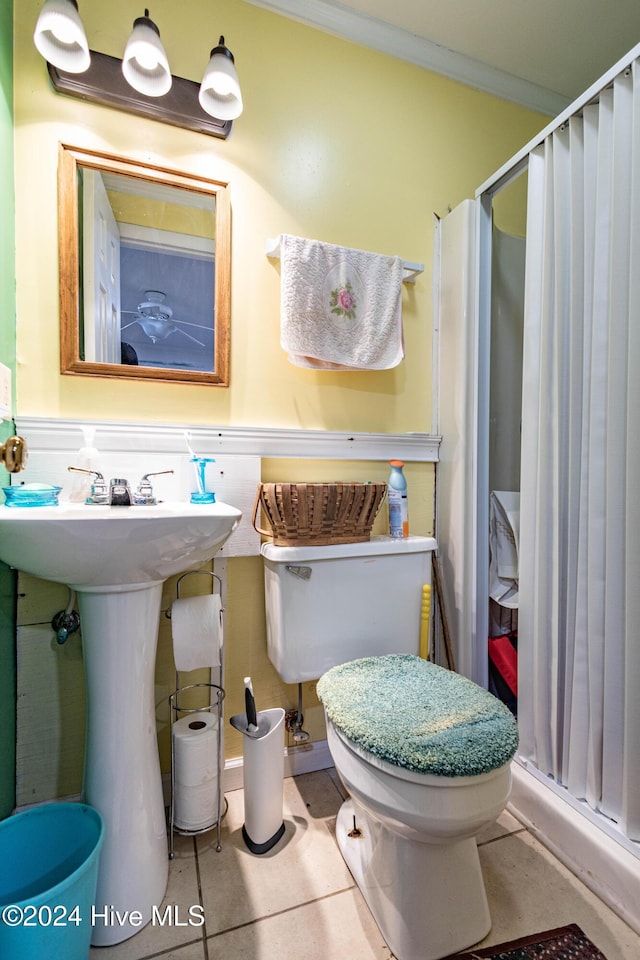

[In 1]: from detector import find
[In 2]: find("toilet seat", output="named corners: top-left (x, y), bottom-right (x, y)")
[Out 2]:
top-left (317, 654), bottom-right (519, 777)
top-left (330, 720), bottom-right (501, 788)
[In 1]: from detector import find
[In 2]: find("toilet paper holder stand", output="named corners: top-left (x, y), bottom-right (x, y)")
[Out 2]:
top-left (167, 570), bottom-right (226, 858)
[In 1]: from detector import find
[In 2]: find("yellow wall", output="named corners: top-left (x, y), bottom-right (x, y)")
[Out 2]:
top-left (492, 171), bottom-right (529, 237)
top-left (12, 0), bottom-right (547, 800)
top-left (14, 0), bottom-right (545, 432)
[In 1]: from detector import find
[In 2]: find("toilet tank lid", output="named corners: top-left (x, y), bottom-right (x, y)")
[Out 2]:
top-left (317, 655), bottom-right (519, 777)
top-left (261, 534), bottom-right (437, 563)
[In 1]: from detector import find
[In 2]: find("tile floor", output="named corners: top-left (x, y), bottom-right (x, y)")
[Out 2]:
top-left (90, 768), bottom-right (640, 960)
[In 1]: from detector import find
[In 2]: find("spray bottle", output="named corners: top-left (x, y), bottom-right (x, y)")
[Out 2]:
top-left (388, 459), bottom-right (409, 538)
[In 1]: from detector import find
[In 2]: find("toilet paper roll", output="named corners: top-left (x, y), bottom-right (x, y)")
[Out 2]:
top-left (173, 712), bottom-right (222, 831)
top-left (172, 593), bottom-right (222, 672)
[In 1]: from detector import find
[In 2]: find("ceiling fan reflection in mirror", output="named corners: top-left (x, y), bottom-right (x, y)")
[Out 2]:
top-left (121, 290), bottom-right (209, 346)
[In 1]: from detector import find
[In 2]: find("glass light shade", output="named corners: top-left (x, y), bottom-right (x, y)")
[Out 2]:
top-left (33, 0), bottom-right (90, 74)
top-left (199, 38), bottom-right (242, 121)
top-left (136, 317), bottom-right (177, 343)
top-left (122, 13), bottom-right (172, 97)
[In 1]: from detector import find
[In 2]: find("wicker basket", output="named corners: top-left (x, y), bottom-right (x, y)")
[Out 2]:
top-left (252, 481), bottom-right (387, 546)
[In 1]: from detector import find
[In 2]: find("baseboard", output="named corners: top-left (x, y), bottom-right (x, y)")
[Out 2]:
top-left (161, 739), bottom-right (334, 800)
top-left (17, 741), bottom-right (335, 816)
top-left (14, 793), bottom-right (82, 813)
top-left (508, 761), bottom-right (640, 936)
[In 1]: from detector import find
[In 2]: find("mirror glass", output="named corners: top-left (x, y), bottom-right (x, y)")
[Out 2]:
top-left (59, 145), bottom-right (230, 385)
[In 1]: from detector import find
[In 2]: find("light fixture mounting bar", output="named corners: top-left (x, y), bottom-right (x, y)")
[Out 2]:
top-left (48, 49), bottom-right (232, 139)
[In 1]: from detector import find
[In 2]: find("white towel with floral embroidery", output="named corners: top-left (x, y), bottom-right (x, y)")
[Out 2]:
top-left (279, 234), bottom-right (404, 370)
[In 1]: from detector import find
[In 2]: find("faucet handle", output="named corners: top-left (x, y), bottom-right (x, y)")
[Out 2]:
top-left (134, 470), bottom-right (174, 505)
top-left (68, 466), bottom-right (108, 504)
top-left (68, 466), bottom-right (104, 480)
top-left (141, 470), bottom-right (174, 481)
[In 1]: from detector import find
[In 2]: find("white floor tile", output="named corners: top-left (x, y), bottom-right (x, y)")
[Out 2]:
top-left (88, 835), bottom-right (203, 960)
top-left (90, 768), bottom-right (640, 960)
top-left (205, 888), bottom-right (391, 960)
top-left (477, 808), bottom-right (524, 844)
top-left (197, 772), bottom-right (354, 936)
top-left (478, 829), bottom-right (640, 959)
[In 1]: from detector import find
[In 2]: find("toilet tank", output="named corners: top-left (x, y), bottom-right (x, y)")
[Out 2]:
top-left (261, 535), bottom-right (437, 683)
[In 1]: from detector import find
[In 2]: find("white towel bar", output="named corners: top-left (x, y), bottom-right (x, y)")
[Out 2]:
top-left (265, 237), bottom-right (424, 284)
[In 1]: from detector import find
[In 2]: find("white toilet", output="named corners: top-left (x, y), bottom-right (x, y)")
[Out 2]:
top-left (261, 535), bottom-right (518, 960)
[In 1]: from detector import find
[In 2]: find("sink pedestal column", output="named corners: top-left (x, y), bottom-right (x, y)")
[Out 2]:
top-left (77, 581), bottom-right (169, 947)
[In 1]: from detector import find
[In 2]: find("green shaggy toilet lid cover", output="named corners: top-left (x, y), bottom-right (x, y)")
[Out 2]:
top-left (316, 654), bottom-right (519, 777)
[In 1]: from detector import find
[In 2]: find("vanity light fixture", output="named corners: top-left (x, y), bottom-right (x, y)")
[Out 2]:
top-left (33, 0), bottom-right (90, 74)
top-left (33, 2), bottom-right (242, 139)
top-left (121, 9), bottom-right (172, 98)
top-left (199, 37), bottom-right (243, 122)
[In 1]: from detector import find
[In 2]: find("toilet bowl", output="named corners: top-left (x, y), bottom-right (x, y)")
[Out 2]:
top-left (260, 538), bottom-right (518, 960)
top-left (317, 655), bottom-right (518, 960)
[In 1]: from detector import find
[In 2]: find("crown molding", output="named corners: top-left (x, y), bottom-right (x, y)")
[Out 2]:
top-left (245, 0), bottom-right (568, 116)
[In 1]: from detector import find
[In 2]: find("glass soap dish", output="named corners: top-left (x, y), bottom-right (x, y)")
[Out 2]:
top-left (3, 485), bottom-right (62, 508)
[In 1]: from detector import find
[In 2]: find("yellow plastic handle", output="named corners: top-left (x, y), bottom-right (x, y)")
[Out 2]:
top-left (419, 584), bottom-right (431, 660)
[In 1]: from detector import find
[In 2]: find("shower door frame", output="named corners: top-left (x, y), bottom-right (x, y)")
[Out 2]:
top-left (473, 159), bottom-right (528, 687)
top-left (433, 164), bottom-right (527, 688)
top-left (460, 40), bottom-right (640, 934)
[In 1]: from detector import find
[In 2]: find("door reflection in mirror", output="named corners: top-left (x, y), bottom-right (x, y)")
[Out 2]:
top-left (59, 144), bottom-right (230, 386)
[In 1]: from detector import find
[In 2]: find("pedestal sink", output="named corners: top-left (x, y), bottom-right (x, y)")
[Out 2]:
top-left (0, 500), bottom-right (241, 945)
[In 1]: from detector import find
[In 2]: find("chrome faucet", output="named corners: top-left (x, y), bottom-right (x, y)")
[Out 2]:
top-left (109, 478), bottom-right (132, 506)
top-left (67, 467), bottom-right (174, 505)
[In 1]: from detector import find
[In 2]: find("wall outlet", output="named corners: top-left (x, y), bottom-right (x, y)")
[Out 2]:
top-left (0, 363), bottom-right (12, 420)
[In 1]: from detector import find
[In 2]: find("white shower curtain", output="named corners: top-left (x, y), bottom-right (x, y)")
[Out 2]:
top-left (518, 59), bottom-right (640, 839)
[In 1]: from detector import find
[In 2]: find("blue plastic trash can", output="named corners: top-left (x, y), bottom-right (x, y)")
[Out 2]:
top-left (0, 802), bottom-right (104, 960)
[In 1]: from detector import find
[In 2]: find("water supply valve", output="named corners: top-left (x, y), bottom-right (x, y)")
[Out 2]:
top-left (52, 608), bottom-right (81, 645)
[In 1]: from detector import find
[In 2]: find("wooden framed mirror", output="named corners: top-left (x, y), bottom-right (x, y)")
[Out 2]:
top-left (58, 144), bottom-right (230, 385)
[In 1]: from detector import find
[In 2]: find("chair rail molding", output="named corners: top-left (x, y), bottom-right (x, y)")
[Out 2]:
top-left (14, 417), bottom-right (441, 463)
